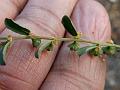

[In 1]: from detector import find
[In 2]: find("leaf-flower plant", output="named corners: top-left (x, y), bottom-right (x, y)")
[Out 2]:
top-left (0, 15), bottom-right (120, 65)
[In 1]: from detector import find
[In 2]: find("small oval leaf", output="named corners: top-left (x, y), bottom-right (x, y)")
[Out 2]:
top-left (102, 46), bottom-right (117, 55)
top-left (32, 38), bottom-right (41, 48)
top-left (77, 45), bottom-right (97, 56)
top-left (0, 42), bottom-right (8, 65)
top-left (5, 18), bottom-right (30, 35)
top-left (3, 41), bottom-right (11, 61)
top-left (62, 15), bottom-right (77, 36)
top-left (89, 47), bottom-right (103, 56)
top-left (0, 48), bottom-right (6, 65)
top-left (68, 41), bottom-right (79, 51)
top-left (35, 40), bottom-right (53, 59)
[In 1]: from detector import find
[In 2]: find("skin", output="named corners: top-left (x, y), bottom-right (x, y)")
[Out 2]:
top-left (41, 0), bottom-right (111, 90)
top-left (0, 0), bottom-right (111, 90)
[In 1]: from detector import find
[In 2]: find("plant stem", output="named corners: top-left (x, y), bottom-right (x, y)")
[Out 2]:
top-left (0, 35), bottom-right (120, 48)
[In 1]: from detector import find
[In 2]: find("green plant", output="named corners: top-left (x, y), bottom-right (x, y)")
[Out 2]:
top-left (0, 15), bottom-right (120, 65)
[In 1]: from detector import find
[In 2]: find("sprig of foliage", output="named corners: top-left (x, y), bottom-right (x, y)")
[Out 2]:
top-left (0, 15), bottom-right (120, 65)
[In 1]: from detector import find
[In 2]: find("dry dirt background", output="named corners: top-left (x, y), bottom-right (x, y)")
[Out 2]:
top-left (98, 0), bottom-right (120, 90)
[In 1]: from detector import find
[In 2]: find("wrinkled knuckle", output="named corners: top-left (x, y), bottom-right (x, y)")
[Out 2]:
top-left (17, 5), bottom-right (64, 37)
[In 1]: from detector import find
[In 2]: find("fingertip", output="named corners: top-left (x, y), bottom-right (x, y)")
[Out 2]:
top-left (71, 0), bottom-right (111, 42)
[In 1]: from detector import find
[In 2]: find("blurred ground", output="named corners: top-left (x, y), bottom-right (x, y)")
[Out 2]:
top-left (98, 0), bottom-right (120, 90)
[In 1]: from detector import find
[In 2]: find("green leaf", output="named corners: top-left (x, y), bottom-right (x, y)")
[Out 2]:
top-left (3, 42), bottom-right (11, 60)
top-left (0, 48), bottom-right (5, 65)
top-left (102, 46), bottom-right (117, 55)
top-left (68, 41), bottom-right (79, 51)
top-left (0, 41), bottom-right (9, 65)
top-left (62, 15), bottom-right (77, 36)
top-left (32, 38), bottom-right (41, 48)
top-left (89, 46), bottom-right (103, 56)
top-left (35, 40), bottom-right (53, 59)
top-left (77, 45), bottom-right (97, 56)
top-left (5, 18), bottom-right (30, 35)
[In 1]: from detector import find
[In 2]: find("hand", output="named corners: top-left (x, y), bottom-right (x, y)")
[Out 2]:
top-left (41, 0), bottom-right (111, 90)
top-left (0, 0), bottom-right (111, 90)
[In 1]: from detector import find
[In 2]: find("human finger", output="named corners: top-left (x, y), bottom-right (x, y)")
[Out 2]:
top-left (40, 0), bottom-right (111, 90)
top-left (0, 0), bottom-right (78, 90)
